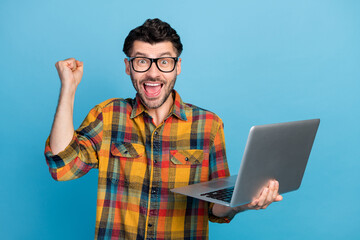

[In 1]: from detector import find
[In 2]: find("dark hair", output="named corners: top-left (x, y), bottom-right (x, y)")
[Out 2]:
top-left (123, 18), bottom-right (183, 57)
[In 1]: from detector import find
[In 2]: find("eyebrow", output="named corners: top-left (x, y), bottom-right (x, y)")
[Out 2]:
top-left (132, 51), bottom-right (175, 58)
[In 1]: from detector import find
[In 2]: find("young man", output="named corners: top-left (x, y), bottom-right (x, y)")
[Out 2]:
top-left (45, 18), bottom-right (282, 240)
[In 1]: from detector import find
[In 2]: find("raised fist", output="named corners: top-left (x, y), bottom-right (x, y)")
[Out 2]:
top-left (55, 58), bottom-right (83, 90)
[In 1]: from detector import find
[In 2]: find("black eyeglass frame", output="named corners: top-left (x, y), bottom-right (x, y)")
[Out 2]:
top-left (128, 57), bottom-right (179, 73)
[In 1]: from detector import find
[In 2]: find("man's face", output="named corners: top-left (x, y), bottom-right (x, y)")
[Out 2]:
top-left (125, 40), bottom-right (181, 110)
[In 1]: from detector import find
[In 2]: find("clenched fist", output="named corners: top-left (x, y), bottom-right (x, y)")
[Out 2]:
top-left (55, 58), bottom-right (84, 91)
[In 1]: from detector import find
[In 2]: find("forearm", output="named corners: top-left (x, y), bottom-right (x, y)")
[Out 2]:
top-left (49, 87), bottom-right (76, 155)
top-left (212, 203), bottom-right (247, 218)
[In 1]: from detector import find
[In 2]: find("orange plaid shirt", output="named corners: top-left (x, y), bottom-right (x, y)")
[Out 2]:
top-left (45, 90), bottom-right (232, 239)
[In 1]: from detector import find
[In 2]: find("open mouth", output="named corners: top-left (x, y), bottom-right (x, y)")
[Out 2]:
top-left (143, 82), bottom-right (163, 98)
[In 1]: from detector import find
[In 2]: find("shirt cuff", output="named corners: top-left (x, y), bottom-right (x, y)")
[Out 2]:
top-left (208, 202), bottom-right (234, 224)
top-left (44, 133), bottom-right (80, 169)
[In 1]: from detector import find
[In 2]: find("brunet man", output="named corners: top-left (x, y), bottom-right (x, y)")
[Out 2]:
top-left (45, 18), bottom-right (282, 240)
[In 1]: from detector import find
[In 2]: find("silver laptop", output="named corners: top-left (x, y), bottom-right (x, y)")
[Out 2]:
top-left (171, 119), bottom-right (320, 207)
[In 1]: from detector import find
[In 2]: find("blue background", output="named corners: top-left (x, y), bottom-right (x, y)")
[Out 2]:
top-left (1, 0), bottom-right (359, 239)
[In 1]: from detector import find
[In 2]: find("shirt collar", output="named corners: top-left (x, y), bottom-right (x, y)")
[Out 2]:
top-left (130, 90), bottom-right (187, 121)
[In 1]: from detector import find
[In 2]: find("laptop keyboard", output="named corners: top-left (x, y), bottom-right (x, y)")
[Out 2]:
top-left (200, 186), bottom-right (234, 203)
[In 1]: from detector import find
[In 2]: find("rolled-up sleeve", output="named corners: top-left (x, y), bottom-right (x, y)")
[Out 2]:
top-left (208, 120), bottom-right (234, 223)
top-left (44, 105), bottom-right (103, 181)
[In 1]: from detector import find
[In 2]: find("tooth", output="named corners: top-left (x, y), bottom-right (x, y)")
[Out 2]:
top-left (145, 83), bottom-right (160, 86)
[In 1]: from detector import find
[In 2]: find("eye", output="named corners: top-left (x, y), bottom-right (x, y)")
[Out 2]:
top-left (160, 59), bottom-right (169, 65)
top-left (137, 58), bottom-right (147, 64)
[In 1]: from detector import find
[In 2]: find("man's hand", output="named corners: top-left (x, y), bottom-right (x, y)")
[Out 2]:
top-left (234, 180), bottom-right (283, 212)
top-left (55, 58), bottom-right (83, 91)
top-left (212, 180), bottom-right (283, 218)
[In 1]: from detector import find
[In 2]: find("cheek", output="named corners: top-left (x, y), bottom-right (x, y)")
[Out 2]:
top-left (168, 73), bottom-right (177, 84)
top-left (130, 73), bottom-right (148, 90)
top-left (130, 73), bottom-right (139, 87)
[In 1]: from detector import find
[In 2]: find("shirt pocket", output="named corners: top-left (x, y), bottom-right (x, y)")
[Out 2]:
top-left (169, 149), bottom-right (205, 187)
top-left (170, 149), bottom-right (204, 166)
top-left (108, 142), bottom-right (146, 186)
top-left (111, 142), bottom-right (145, 158)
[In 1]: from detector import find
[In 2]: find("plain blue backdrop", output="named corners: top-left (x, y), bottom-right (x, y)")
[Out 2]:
top-left (1, 0), bottom-right (359, 239)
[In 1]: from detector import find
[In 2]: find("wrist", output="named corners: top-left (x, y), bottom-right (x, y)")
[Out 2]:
top-left (60, 84), bottom-right (77, 96)
top-left (224, 207), bottom-right (242, 220)
top-left (59, 85), bottom-right (77, 103)
top-left (230, 205), bottom-right (248, 216)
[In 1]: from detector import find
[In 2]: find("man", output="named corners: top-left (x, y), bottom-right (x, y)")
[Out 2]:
top-left (45, 18), bottom-right (282, 239)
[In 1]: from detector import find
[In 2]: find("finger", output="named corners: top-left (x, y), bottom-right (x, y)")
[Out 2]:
top-left (67, 62), bottom-right (76, 71)
top-left (251, 201), bottom-right (261, 210)
top-left (263, 195), bottom-right (282, 209)
top-left (62, 58), bottom-right (77, 71)
top-left (275, 195), bottom-right (283, 202)
top-left (257, 187), bottom-right (269, 207)
top-left (243, 198), bottom-right (259, 210)
top-left (247, 199), bottom-right (259, 209)
top-left (264, 180), bottom-right (276, 205)
top-left (55, 60), bottom-right (66, 70)
top-left (272, 180), bottom-right (279, 200)
top-left (75, 60), bottom-right (84, 72)
top-left (55, 60), bottom-right (70, 76)
top-left (75, 60), bottom-right (83, 67)
top-left (260, 181), bottom-right (276, 209)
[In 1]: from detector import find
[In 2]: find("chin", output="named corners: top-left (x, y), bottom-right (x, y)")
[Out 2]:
top-left (143, 99), bottom-right (166, 109)
top-left (138, 93), bottom-right (163, 109)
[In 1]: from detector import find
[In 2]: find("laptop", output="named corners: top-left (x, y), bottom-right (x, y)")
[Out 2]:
top-left (170, 119), bottom-right (320, 207)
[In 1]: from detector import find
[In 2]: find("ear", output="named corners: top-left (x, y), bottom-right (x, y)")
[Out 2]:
top-left (176, 58), bottom-right (182, 75)
top-left (124, 58), bottom-right (131, 75)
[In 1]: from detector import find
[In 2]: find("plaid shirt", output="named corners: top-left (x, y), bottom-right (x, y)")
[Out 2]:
top-left (45, 90), bottom-right (232, 240)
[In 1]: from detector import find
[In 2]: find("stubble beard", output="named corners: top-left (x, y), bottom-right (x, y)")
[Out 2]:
top-left (130, 74), bottom-right (177, 110)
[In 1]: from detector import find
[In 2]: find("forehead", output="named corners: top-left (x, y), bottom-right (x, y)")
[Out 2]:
top-left (130, 40), bottom-right (177, 57)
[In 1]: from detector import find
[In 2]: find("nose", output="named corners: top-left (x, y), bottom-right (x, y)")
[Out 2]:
top-left (146, 61), bottom-right (161, 78)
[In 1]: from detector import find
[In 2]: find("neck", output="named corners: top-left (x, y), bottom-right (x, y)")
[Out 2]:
top-left (147, 92), bottom-right (174, 126)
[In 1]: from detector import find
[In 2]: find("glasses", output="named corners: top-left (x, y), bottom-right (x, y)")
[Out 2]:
top-left (128, 57), bottom-right (178, 73)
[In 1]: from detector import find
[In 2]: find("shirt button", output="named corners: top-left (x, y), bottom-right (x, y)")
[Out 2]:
top-left (148, 223), bottom-right (153, 227)
top-left (185, 157), bottom-right (189, 161)
top-left (154, 131), bottom-right (158, 135)
top-left (151, 190), bottom-right (156, 194)
top-left (154, 160), bottom-right (157, 163)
